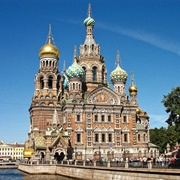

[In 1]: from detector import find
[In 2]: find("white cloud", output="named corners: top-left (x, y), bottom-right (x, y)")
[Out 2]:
top-left (97, 23), bottom-right (180, 56)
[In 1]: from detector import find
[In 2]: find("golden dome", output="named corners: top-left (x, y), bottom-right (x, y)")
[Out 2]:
top-left (129, 84), bottom-right (138, 95)
top-left (136, 108), bottom-right (142, 114)
top-left (39, 42), bottom-right (59, 57)
top-left (39, 24), bottom-right (60, 57)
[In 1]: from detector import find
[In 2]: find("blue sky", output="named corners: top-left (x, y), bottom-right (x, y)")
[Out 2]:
top-left (0, 0), bottom-right (179, 144)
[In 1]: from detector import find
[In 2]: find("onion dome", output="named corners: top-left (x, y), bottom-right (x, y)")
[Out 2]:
top-left (136, 108), bottom-right (142, 114)
top-left (84, 4), bottom-right (95, 27)
top-left (84, 16), bottom-right (95, 27)
top-left (129, 72), bottom-right (138, 95)
top-left (66, 60), bottom-right (85, 79)
top-left (129, 84), bottom-right (138, 95)
top-left (110, 51), bottom-right (128, 84)
top-left (110, 65), bottom-right (128, 83)
top-left (39, 25), bottom-right (59, 57)
top-left (39, 42), bottom-right (59, 57)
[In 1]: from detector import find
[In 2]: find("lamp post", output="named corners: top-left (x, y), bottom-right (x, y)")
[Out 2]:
top-left (99, 146), bottom-right (101, 162)
top-left (85, 147), bottom-right (87, 161)
top-left (124, 148), bottom-right (126, 161)
top-left (74, 147), bottom-right (77, 160)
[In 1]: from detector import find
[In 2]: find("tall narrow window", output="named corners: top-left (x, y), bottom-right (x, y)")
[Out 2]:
top-left (143, 134), bottom-right (146, 141)
top-left (123, 116), bottom-right (127, 123)
top-left (108, 115), bottom-right (111, 122)
top-left (92, 67), bottom-right (97, 82)
top-left (48, 76), bottom-right (53, 89)
top-left (77, 114), bottom-right (80, 122)
top-left (118, 86), bottom-right (120, 92)
top-left (95, 134), bottom-right (99, 142)
top-left (94, 115), bottom-right (98, 122)
top-left (124, 134), bottom-right (128, 142)
top-left (138, 134), bottom-right (140, 141)
top-left (83, 67), bottom-right (86, 81)
top-left (57, 75), bottom-right (60, 90)
top-left (102, 134), bottom-right (105, 142)
top-left (102, 67), bottom-right (105, 83)
top-left (77, 134), bottom-right (81, 143)
top-left (101, 115), bottom-right (105, 122)
top-left (108, 134), bottom-right (112, 142)
top-left (40, 77), bottom-right (44, 89)
top-left (73, 83), bottom-right (75, 90)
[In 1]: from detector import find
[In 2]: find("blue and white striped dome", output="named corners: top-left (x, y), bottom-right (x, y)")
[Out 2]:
top-left (66, 60), bottom-right (85, 79)
top-left (84, 16), bottom-right (95, 27)
top-left (110, 65), bottom-right (128, 84)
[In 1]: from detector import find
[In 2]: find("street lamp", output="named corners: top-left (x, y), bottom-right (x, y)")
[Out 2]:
top-left (123, 148), bottom-right (126, 161)
top-left (99, 146), bottom-right (101, 162)
top-left (74, 147), bottom-right (77, 160)
top-left (85, 147), bottom-right (87, 161)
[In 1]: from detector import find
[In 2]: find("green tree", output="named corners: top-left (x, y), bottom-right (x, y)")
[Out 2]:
top-left (150, 126), bottom-right (179, 153)
top-left (162, 86), bottom-right (180, 126)
top-left (150, 127), bottom-right (168, 153)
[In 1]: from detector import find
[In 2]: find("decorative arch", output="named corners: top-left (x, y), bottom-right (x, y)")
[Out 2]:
top-left (87, 86), bottom-right (121, 105)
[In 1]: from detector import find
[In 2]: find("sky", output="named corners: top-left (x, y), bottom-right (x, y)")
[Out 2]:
top-left (0, 0), bottom-right (180, 144)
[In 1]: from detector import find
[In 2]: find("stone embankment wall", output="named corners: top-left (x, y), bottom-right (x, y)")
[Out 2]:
top-left (19, 164), bottom-right (180, 180)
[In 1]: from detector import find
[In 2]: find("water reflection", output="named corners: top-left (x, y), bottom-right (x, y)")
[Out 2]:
top-left (0, 169), bottom-right (75, 180)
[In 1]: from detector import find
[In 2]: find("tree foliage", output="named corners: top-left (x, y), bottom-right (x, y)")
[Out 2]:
top-left (150, 86), bottom-right (180, 153)
top-left (150, 126), bottom-right (180, 153)
top-left (162, 86), bottom-right (180, 126)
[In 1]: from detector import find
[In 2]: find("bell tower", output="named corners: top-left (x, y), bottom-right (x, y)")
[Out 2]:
top-left (29, 25), bottom-right (63, 131)
top-left (77, 4), bottom-right (107, 92)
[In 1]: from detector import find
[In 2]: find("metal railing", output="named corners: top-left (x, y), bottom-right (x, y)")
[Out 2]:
top-left (20, 159), bottom-right (171, 169)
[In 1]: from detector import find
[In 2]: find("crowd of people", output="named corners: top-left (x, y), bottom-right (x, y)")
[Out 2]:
top-left (85, 153), bottom-right (180, 168)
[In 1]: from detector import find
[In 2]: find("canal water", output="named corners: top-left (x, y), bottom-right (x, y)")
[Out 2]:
top-left (0, 168), bottom-right (169, 180)
top-left (0, 169), bottom-right (75, 180)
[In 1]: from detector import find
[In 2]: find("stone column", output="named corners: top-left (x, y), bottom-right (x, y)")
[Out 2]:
top-left (107, 161), bottom-right (110, 167)
top-left (125, 160), bottom-right (128, 168)
top-left (147, 161), bottom-right (152, 169)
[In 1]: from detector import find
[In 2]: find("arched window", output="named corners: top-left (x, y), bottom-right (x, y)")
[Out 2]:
top-left (92, 67), bottom-right (97, 82)
top-left (48, 76), bottom-right (53, 89)
top-left (124, 134), bottom-right (128, 142)
top-left (83, 67), bottom-right (86, 81)
top-left (57, 75), bottom-right (60, 90)
top-left (118, 86), bottom-right (120, 92)
top-left (143, 134), bottom-right (146, 141)
top-left (73, 83), bottom-right (75, 90)
top-left (102, 67), bottom-right (105, 83)
top-left (40, 77), bottom-right (44, 89)
top-left (138, 134), bottom-right (140, 141)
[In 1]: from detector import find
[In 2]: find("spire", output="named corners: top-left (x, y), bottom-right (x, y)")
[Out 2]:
top-left (116, 50), bottom-right (120, 67)
top-left (39, 24), bottom-right (59, 57)
top-left (131, 72), bottom-right (135, 85)
top-left (72, 45), bottom-right (78, 64)
top-left (47, 24), bottom-right (53, 44)
top-left (51, 108), bottom-right (59, 125)
top-left (74, 45), bottom-right (77, 59)
top-left (88, 3), bottom-right (91, 17)
top-left (129, 72), bottom-right (138, 95)
top-left (63, 60), bottom-right (66, 73)
top-left (74, 45), bottom-right (77, 57)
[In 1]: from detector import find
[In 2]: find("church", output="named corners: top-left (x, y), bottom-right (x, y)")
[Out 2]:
top-left (24, 4), bottom-right (158, 161)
